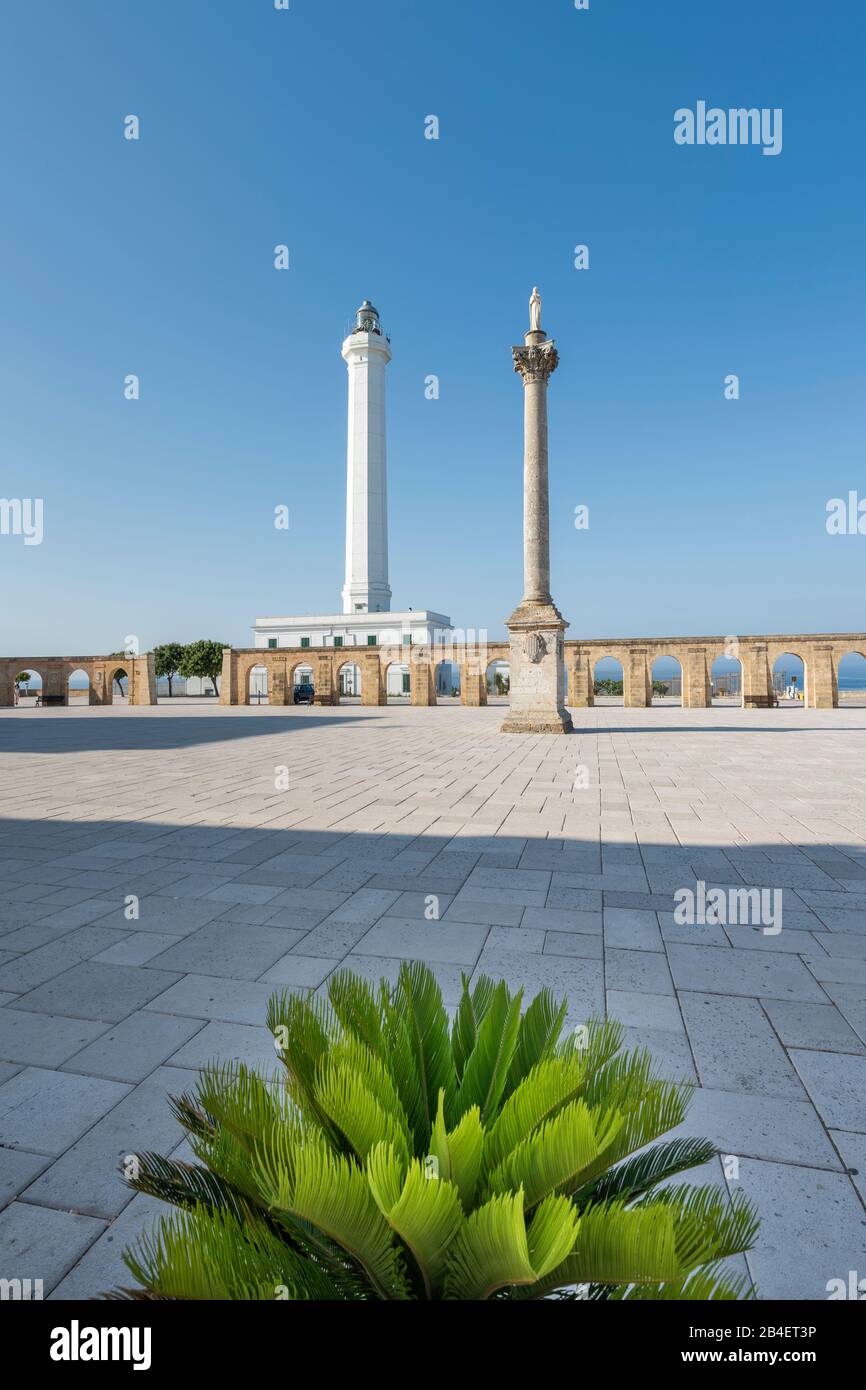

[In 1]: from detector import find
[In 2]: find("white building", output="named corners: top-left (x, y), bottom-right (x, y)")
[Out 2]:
top-left (253, 300), bottom-right (453, 697)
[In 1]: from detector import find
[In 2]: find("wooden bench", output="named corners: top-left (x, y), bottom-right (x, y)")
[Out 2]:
top-left (35, 694), bottom-right (66, 707)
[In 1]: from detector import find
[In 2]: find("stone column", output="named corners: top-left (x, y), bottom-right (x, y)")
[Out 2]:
top-left (567, 648), bottom-right (594, 707)
top-left (410, 650), bottom-right (436, 707)
top-left (742, 644), bottom-right (772, 708)
top-left (270, 663), bottom-right (289, 706)
top-left (314, 654), bottom-right (337, 705)
top-left (501, 295), bottom-right (572, 735)
top-left (806, 644), bottom-right (835, 709)
top-left (361, 653), bottom-right (387, 706)
top-left (127, 656), bottom-right (158, 706)
top-left (623, 647), bottom-right (650, 708)
top-left (92, 667), bottom-right (111, 705)
top-left (460, 657), bottom-right (487, 707)
top-left (219, 649), bottom-right (238, 705)
top-left (682, 647), bottom-right (710, 708)
top-left (44, 666), bottom-right (65, 702)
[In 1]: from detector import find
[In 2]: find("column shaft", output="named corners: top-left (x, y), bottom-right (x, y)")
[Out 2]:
top-left (524, 377), bottom-right (551, 604)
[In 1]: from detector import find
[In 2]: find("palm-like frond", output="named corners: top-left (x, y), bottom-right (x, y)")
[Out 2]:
top-left (123, 1205), bottom-right (341, 1300)
top-left (428, 1090), bottom-right (484, 1210)
top-left (451, 973), bottom-right (497, 1083)
top-left (643, 1183), bottom-right (760, 1268)
top-left (385, 961), bottom-right (457, 1146)
top-left (443, 1191), bottom-right (536, 1300)
top-left (573, 1138), bottom-right (717, 1207)
top-left (483, 1054), bottom-right (588, 1176)
top-left (455, 979), bottom-right (523, 1121)
top-left (367, 1144), bottom-right (464, 1298)
top-left (255, 1137), bottom-right (412, 1300)
top-left (504, 988), bottom-right (568, 1096)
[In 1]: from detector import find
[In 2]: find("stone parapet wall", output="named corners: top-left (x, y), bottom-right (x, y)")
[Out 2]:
top-left (1, 638), bottom-right (860, 713)
top-left (219, 635), bottom-right (866, 712)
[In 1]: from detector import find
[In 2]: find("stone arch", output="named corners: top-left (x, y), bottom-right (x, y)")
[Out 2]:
top-left (290, 660), bottom-right (315, 689)
top-left (246, 664), bottom-right (269, 705)
top-left (593, 654), bottom-right (624, 706)
top-left (486, 658), bottom-right (510, 702)
top-left (650, 653), bottom-right (683, 706)
top-left (105, 665), bottom-right (129, 704)
top-left (385, 660), bottom-right (411, 701)
top-left (709, 650), bottom-right (743, 707)
top-left (770, 650), bottom-right (806, 708)
top-left (435, 659), bottom-right (461, 702)
top-left (14, 668), bottom-right (42, 707)
top-left (337, 661), bottom-right (362, 701)
top-left (836, 649), bottom-right (866, 708)
top-left (67, 666), bottom-right (90, 705)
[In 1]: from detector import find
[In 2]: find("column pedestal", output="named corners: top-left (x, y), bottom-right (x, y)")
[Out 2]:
top-left (501, 600), bottom-right (572, 734)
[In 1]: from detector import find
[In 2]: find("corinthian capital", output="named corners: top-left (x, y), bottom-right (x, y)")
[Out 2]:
top-left (512, 340), bottom-right (559, 384)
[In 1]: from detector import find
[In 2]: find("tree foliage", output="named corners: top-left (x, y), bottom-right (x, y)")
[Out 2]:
top-left (178, 639), bottom-right (228, 695)
top-left (153, 642), bottom-right (185, 697)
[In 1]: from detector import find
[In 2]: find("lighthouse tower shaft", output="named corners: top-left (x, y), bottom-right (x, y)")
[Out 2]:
top-left (341, 301), bottom-right (392, 615)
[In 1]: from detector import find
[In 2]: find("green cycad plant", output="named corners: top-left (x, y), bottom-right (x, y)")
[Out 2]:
top-left (114, 963), bottom-right (757, 1301)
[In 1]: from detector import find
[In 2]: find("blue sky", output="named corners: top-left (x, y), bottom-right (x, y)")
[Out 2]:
top-left (1, 0), bottom-right (864, 655)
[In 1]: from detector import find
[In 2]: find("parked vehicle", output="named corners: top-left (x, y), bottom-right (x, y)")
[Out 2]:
top-left (293, 683), bottom-right (315, 704)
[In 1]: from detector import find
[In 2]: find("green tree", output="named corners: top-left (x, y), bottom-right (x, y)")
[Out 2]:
top-left (153, 642), bottom-right (185, 698)
top-left (115, 963), bottom-right (757, 1301)
top-left (179, 639), bottom-right (228, 696)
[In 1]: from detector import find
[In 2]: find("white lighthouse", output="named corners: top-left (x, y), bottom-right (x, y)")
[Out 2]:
top-left (252, 299), bottom-right (453, 694)
top-left (341, 301), bottom-right (392, 615)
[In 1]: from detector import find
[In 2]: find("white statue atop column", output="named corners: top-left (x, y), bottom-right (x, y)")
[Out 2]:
top-left (529, 287), bottom-right (542, 333)
top-left (501, 289), bottom-right (573, 735)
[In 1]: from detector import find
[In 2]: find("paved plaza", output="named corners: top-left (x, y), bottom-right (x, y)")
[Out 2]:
top-left (1, 700), bottom-right (865, 1299)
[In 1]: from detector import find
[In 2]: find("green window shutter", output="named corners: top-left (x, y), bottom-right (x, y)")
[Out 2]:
top-left (267, 638), bottom-right (277, 649)
top-left (367, 635), bottom-right (377, 646)
top-left (334, 636), bottom-right (343, 648)
top-left (300, 637), bottom-right (310, 649)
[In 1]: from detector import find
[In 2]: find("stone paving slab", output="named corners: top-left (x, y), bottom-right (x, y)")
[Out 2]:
top-left (21, 1065), bottom-right (198, 1219)
top-left (60, 1010), bottom-right (204, 1083)
top-left (0, 1008), bottom-right (108, 1067)
top-left (789, 1050), bottom-right (866, 1132)
top-left (0, 1066), bottom-right (131, 1153)
top-left (761, 998), bottom-right (866, 1054)
top-left (674, 1086), bottom-right (842, 1169)
top-left (0, 1201), bottom-right (106, 1294)
top-left (736, 1158), bottom-right (866, 1301)
top-left (680, 992), bottom-right (806, 1099)
top-left (0, 1147), bottom-right (52, 1204)
top-left (7, 960), bottom-right (184, 1023)
top-left (48, 1190), bottom-right (165, 1299)
top-left (1, 700), bottom-right (865, 1299)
